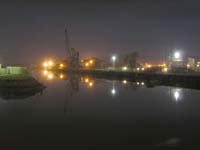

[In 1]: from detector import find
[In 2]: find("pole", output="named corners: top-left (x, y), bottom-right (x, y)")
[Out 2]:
top-left (65, 27), bottom-right (71, 58)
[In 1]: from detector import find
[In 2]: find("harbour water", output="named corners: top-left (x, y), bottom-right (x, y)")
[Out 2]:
top-left (0, 71), bottom-right (200, 149)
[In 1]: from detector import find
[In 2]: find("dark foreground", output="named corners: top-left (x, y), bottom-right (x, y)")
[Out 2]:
top-left (0, 72), bottom-right (200, 149)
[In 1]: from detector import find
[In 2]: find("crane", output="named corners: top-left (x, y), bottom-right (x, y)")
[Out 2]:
top-left (65, 27), bottom-right (79, 71)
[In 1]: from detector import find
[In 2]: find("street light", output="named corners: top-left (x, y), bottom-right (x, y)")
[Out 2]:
top-left (122, 66), bottom-right (128, 71)
top-left (163, 67), bottom-right (168, 72)
top-left (43, 62), bottom-right (48, 67)
top-left (111, 55), bottom-right (117, 69)
top-left (48, 60), bottom-right (54, 66)
top-left (174, 52), bottom-right (181, 59)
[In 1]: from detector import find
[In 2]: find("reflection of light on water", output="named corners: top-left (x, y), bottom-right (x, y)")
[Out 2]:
top-left (111, 88), bottom-right (116, 96)
top-left (81, 77), bottom-right (95, 88)
top-left (170, 88), bottom-right (183, 102)
top-left (174, 91), bottom-right (180, 101)
top-left (59, 74), bottom-right (64, 79)
top-left (48, 74), bottom-right (53, 79)
top-left (111, 81), bottom-right (117, 96)
top-left (43, 70), bottom-right (48, 75)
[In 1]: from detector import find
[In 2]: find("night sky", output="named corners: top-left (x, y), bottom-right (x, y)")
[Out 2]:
top-left (1, 0), bottom-right (200, 65)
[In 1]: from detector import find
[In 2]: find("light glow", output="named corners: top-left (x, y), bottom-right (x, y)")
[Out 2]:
top-left (85, 78), bottom-right (89, 83)
top-left (122, 66), bottom-right (128, 71)
top-left (123, 80), bottom-right (127, 84)
top-left (43, 70), bottom-right (48, 75)
top-left (163, 67), bottom-right (168, 72)
top-left (89, 60), bottom-right (93, 64)
top-left (174, 52), bottom-right (181, 59)
top-left (89, 82), bottom-right (94, 87)
top-left (48, 74), bottom-right (53, 79)
top-left (48, 61), bottom-right (54, 66)
top-left (111, 88), bottom-right (116, 96)
top-left (112, 55), bottom-right (116, 62)
top-left (174, 91), bottom-right (180, 101)
top-left (171, 88), bottom-right (182, 102)
top-left (43, 62), bottom-right (48, 67)
top-left (60, 63), bottom-right (64, 68)
top-left (59, 74), bottom-right (64, 79)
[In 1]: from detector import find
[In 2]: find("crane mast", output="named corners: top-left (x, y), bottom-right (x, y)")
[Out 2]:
top-left (64, 27), bottom-right (79, 71)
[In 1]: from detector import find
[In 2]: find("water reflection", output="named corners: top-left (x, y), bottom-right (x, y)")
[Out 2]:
top-left (2, 70), bottom-right (200, 149)
top-left (169, 88), bottom-right (183, 102)
top-left (81, 77), bottom-right (94, 88)
top-left (41, 70), bottom-right (154, 96)
top-left (0, 87), bottom-right (44, 100)
top-left (41, 70), bottom-right (189, 104)
top-left (0, 79), bottom-right (45, 100)
top-left (111, 81), bottom-right (117, 96)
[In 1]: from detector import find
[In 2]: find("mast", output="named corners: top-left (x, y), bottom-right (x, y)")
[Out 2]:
top-left (65, 27), bottom-right (71, 58)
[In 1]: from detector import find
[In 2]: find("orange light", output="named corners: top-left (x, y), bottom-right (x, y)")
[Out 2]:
top-left (85, 78), bottom-right (89, 83)
top-left (147, 65), bottom-right (152, 68)
top-left (89, 60), bottom-right (93, 64)
top-left (59, 63), bottom-right (64, 68)
top-left (59, 74), bottom-right (64, 79)
top-left (163, 63), bottom-right (166, 67)
top-left (89, 82), bottom-right (93, 87)
top-left (48, 60), bottom-right (54, 66)
top-left (43, 70), bottom-right (48, 75)
top-left (48, 74), bottom-right (53, 79)
top-left (85, 63), bottom-right (89, 67)
top-left (43, 62), bottom-right (48, 67)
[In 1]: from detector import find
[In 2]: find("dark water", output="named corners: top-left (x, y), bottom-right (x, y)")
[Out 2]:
top-left (0, 72), bottom-right (200, 149)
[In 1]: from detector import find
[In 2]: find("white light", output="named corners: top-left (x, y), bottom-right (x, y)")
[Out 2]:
top-left (48, 74), bottom-right (53, 79)
top-left (187, 64), bottom-right (190, 68)
top-left (141, 68), bottom-right (145, 71)
top-left (174, 91), bottom-right (180, 101)
top-left (172, 88), bottom-right (183, 102)
top-left (123, 80), bottom-right (127, 84)
top-left (197, 64), bottom-right (200, 67)
top-left (163, 67), bottom-right (168, 72)
top-left (112, 55), bottom-right (116, 62)
top-left (111, 88), bottom-right (116, 96)
top-left (136, 82), bottom-right (140, 85)
top-left (174, 52), bottom-right (181, 59)
top-left (137, 68), bottom-right (140, 71)
top-left (122, 66), bottom-right (128, 71)
top-left (141, 82), bottom-right (145, 85)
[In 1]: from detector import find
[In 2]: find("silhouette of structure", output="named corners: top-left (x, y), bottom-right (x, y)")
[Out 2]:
top-left (65, 28), bottom-right (79, 71)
